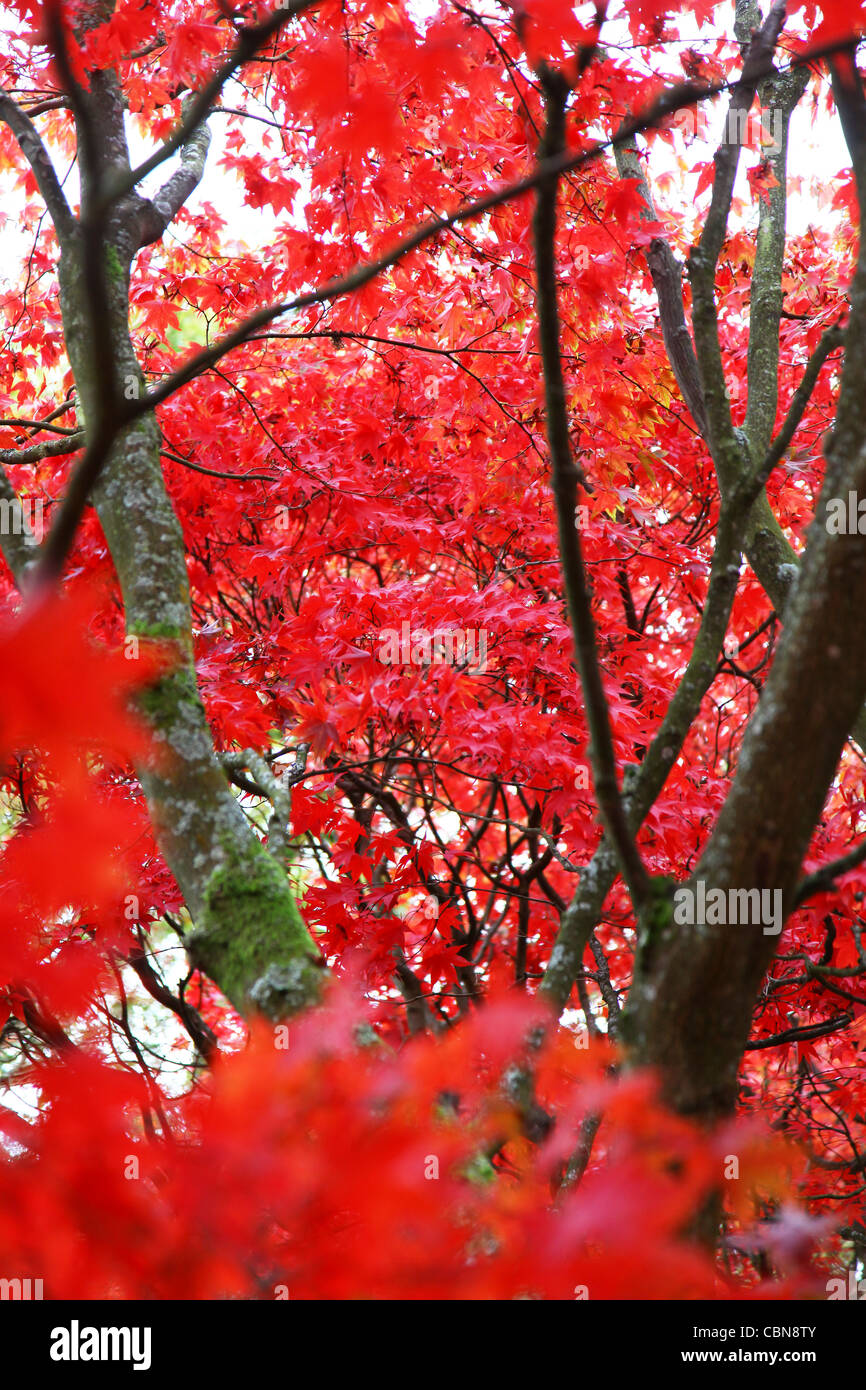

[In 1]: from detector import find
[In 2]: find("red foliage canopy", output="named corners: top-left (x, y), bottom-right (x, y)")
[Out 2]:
top-left (0, 0), bottom-right (864, 1300)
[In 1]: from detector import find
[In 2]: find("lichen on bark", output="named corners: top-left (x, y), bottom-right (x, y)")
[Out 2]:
top-left (46, 64), bottom-right (321, 1022)
top-left (188, 840), bottom-right (322, 1019)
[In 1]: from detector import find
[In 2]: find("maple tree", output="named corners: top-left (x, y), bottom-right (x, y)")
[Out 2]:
top-left (1, 0), bottom-right (866, 1303)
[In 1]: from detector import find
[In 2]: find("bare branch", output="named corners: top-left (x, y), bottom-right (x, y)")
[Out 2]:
top-left (99, 0), bottom-right (320, 215)
top-left (743, 322), bottom-right (845, 505)
top-left (794, 837), bottom-right (866, 908)
top-left (0, 92), bottom-right (75, 242)
top-left (688, 0), bottom-right (789, 484)
top-left (613, 138), bottom-right (709, 435)
top-left (0, 466), bottom-right (39, 584)
top-left (533, 67), bottom-right (650, 909)
top-left (0, 433), bottom-right (84, 465)
top-left (745, 1013), bottom-right (854, 1050)
top-left (742, 62), bottom-right (810, 458)
top-left (160, 444), bottom-right (276, 483)
top-left (830, 46), bottom-right (866, 202)
top-left (138, 104), bottom-right (212, 248)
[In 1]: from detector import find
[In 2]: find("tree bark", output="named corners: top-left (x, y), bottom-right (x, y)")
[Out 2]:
top-left (50, 64), bottom-right (322, 1020)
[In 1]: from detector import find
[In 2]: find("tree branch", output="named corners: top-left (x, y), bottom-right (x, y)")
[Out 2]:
top-left (0, 433), bottom-right (84, 465)
top-left (613, 137), bottom-right (709, 435)
top-left (742, 61), bottom-right (810, 459)
top-left (0, 465), bottom-right (39, 585)
top-left (745, 1012), bottom-right (853, 1050)
top-left (743, 321), bottom-right (845, 506)
top-left (793, 838), bottom-right (866, 908)
top-left (0, 91), bottom-right (75, 242)
top-left (533, 67), bottom-right (650, 909)
top-left (688, 0), bottom-right (789, 489)
top-left (137, 101), bottom-right (212, 248)
top-left (98, 0), bottom-right (320, 215)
